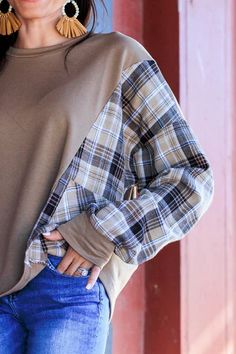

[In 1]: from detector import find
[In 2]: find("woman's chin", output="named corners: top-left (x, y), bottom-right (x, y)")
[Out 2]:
top-left (13, 0), bottom-right (51, 19)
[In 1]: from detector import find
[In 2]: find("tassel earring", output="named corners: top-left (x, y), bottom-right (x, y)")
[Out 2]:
top-left (0, 0), bottom-right (21, 35)
top-left (56, 0), bottom-right (87, 39)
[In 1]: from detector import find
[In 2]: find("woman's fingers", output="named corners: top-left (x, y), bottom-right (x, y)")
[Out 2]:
top-left (49, 244), bottom-right (94, 278)
top-left (56, 255), bottom-right (75, 274)
top-left (62, 259), bottom-right (90, 276)
top-left (43, 235), bottom-right (100, 287)
top-left (80, 260), bottom-right (93, 269)
top-left (42, 229), bottom-right (64, 241)
top-left (86, 265), bottom-right (101, 290)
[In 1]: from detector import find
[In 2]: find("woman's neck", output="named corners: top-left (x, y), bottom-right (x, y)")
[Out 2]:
top-left (13, 10), bottom-right (70, 49)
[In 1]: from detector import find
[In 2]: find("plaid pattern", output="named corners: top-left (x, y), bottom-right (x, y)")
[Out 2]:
top-left (25, 59), bottom-right (214, 267)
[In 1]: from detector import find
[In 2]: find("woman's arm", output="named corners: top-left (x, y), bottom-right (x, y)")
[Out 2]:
top-left (57, 59), bottom-right (214, 267)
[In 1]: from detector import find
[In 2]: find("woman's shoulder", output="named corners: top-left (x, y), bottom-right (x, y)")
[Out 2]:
top-left (88, 30), bottom-right (154, 66)
top-left (92, 30), bottom-right (142, 47)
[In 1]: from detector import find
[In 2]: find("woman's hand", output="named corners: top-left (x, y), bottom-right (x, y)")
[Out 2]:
top-left (42, 230), bottom-right (101, 289)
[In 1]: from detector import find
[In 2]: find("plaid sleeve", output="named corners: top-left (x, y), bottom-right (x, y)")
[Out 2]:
top-left (85, 59), bottom-right (214, 264)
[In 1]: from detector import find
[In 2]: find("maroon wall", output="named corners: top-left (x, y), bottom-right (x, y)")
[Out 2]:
top-left (143, 1), bottom-right (180, 353)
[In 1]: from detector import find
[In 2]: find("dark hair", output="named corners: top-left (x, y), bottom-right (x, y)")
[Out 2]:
top-left (0, 0), bottom-right (107, 72)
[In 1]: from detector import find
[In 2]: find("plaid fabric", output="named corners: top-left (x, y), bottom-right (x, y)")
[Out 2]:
top-left (25, 59), bottom-right (214, 267)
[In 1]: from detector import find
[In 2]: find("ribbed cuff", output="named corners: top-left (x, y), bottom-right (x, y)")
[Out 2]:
top-left (56, 211), bottom-right (115, 269)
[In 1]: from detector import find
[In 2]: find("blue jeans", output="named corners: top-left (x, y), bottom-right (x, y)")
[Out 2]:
top-left (0, 254), bottom-right (110, 354)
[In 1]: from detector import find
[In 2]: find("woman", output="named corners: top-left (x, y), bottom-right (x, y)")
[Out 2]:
top-left (0, 0), bottom-right (214, 353)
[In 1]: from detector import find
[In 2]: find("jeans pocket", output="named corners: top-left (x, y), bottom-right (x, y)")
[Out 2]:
top-left (46, 254), bottom-right (92, 279)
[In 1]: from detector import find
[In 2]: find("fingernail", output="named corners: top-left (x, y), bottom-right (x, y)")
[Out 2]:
top-left (86, 284), bottom-right (92, 290)
top-left (42, 232), bottom-right (51, 236)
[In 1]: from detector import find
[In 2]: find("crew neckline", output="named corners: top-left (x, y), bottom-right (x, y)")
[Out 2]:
top-left (6, 32), bottom-right (93, 57)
